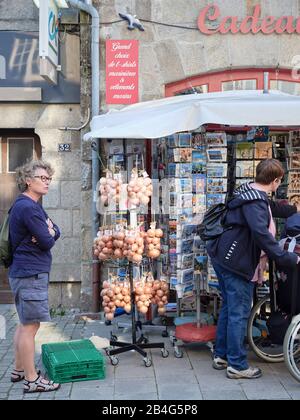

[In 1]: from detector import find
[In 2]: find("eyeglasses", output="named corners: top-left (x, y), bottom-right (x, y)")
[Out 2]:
top-left (34, 175), bottom-right (52, 183)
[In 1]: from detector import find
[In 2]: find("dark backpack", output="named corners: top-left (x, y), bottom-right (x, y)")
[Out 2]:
top-left (0, 213), bottom-right (12, 268)
top-left (199, 202), bottom-right (232, 242)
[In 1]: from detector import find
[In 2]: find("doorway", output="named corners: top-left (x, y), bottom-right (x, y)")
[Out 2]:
top-left (0, 131), bottom-right (41, 303)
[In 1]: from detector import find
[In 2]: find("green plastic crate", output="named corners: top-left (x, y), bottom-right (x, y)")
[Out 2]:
top-left (42, 339), bottom-right (105, 384)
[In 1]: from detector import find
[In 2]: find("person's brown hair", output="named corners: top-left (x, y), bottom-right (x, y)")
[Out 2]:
top-left (255, 159), bottom-right (285, 185)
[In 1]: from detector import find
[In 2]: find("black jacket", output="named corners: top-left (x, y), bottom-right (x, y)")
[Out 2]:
top-left (207, 183), bottom-right (299, 281)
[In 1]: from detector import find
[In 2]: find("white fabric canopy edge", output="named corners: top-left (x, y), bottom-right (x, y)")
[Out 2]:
top-left (84, 90), bottom-right (300, 140)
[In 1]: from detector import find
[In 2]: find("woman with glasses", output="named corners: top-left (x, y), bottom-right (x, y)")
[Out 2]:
top-left (8, 160), bottom-right (61, 393)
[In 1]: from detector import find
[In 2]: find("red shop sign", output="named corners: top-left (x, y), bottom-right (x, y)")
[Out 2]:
top-left (198, 4), bottom-right (300, 35)
top-left (106, 40), bottom-right (139, 104)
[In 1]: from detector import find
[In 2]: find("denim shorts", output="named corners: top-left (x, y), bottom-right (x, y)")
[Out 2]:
top-left (9, 273), bottom-right (51, 325)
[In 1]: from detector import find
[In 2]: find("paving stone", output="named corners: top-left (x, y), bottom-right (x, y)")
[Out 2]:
top-left (202, 390), bottom-right (247, 400)
top-left (241, 381), bottom-right (291, 400)
top-left (115, 393), bottom-right (158, 400)
top-left (116, 377), bottom-right (156, 395)
top-left (70, 387), bottom-right (114, 400)
top-left (158, 384), bottom-right (203, 400)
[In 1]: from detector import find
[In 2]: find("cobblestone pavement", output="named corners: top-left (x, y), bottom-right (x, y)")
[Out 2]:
top-left (1, 304), bottom-right (300, 400)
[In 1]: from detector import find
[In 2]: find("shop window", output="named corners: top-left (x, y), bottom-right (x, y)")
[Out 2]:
top-left (175, 84), bottom-right (208, 96)
top-left (7, 138), bottom-right (34, 173)
top-left (270, 80), bottom-right (300, 96)
top-left (222, 79), bottom-right (257, 91)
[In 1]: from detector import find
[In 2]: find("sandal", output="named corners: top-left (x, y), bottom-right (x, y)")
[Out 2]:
top-left (23, 375), bottom-right (60, 394)
top-left (11, 369), bottom-right (41, 383)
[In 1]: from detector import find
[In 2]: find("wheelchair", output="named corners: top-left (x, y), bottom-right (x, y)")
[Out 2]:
top-left (247, 261), bottom-right (300, 382)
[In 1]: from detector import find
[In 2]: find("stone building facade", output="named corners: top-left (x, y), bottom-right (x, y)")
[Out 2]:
top-left (1, 0), bottom-right (300, 311)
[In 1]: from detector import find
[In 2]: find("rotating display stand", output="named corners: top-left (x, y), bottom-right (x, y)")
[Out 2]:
top-left (104, 141), bottom-right (169, 367)
top-left (106, 261), bottom-right (169, 367)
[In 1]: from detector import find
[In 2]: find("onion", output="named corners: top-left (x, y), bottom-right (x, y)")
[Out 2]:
top-left (158, 307), bottom-right (166, 315)
top-left (106, 313), bottom-right (114, 321)
top-left (147, 229), bottom-right (156, 238)
top-left (140, 305), bottom-right (148, 314)
top-left (132, 254), bottom-right (142, 264)
top-left (124, 304), bottom-right (131, 313)
top-left (155, 229), bottom-right (163, 238)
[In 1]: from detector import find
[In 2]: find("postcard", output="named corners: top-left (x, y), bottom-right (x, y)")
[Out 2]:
top-left (176, 209), bottom-right (194, 224)
top-left (207, 194), bottom-right (226, 207)
top-left (236, 142), bottom-right (254, 159)
top-left (192, 149), bottom-right (206, 163)
top-left (193, 174), bottom-right (206, 193)
top-left (182, 282), bottom-right (195, 298)
top-left (207, 178), bottom-right (228, 194)
top-left (193, 194), bottom-right (206, 214)
top-left (172, 178), bottom-right (193, 194)
top-left (178, 253), bottom-right (194, 270)
top-left (166, 134), bottom-right (179, 148)
top-left (207, 163), bottom-right (228, 178)
top-left (177, 239), bottom-right (194, 254)
top-left (254, 142), bottom-right (273, 160)
top-left (181, 224), bottom-right (198, 239)
top-left (289, 193), bottom-right (300, 207)
top-left (170, 276), bottom-right (178, 290)
top-left (168, 163), bottom-right (176, 177)
top-left (235, 161), bottom-right (256, 178)
top-left (253, 126), bottom-right (270, 142)
top-left (288, 172), bottom-right (300, 191)
top-left (109, 144), bottom-right (124, 155)
top-left (193, 237), bottom-right (206, 253)
top-left (178, 133), bottom-right (192, 147)
top-left (194, 255), bottom-right (208, 272)
top-left (289, 152), bottom-right (300, 170)
top-left (206, 132), bottom-right (227, 147)
top-left (290, 131), bottom-right (300, 148)
top-left (179, 148), bottom-right (192, 163)
top-left (177, 194), bottom-right (193, 209)
top-left (192, 133), bottom-right (206, 149)
top-left (177, 163), bottom-right (193, 178)
top-left (192, 161), bottom-right (207, 174)
top-left (207, 148), bottom-right (227, 162)
top-left (171, 148), bottom-right (192, 163)
top-left (179, 269), bottom-right (194, 284)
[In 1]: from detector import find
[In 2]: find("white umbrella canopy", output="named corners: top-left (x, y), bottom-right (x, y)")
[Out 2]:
top-left (84, 90), bottom-right (300, 140)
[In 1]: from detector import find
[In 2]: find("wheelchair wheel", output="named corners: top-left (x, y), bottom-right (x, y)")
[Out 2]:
top-left (247, 296), bottom-right (284, 363)
top-left (284, 314), bottom-right (300, 382)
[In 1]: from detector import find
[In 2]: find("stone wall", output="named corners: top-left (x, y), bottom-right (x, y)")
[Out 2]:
top-left (0, 103), bottom-right (82, 309)
top-left (97, 0), bottom-right (300, 109)
top-left (0, 0), bottom-right (83, 310)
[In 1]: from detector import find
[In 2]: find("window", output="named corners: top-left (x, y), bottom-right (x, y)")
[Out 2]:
top-left (166, 69), bottom-right (300, 97)
top-left (270, 80), bottom-right (300, 96)
top-left (7, 138), bottom-right (34, 173)
top-left (175, 84), bottom-right (208, 96)
top-left (222, 79), bottom-right (257, 91)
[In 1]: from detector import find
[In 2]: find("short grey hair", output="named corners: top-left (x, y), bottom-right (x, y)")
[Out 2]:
top-left (16, 159), bottom-right (54, 192)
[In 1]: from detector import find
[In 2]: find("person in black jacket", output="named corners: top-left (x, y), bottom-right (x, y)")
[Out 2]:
top-left (207, 159), bottom-right (300, 379)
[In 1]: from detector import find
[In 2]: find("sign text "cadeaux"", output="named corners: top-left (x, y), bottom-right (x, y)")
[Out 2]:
top-left (198, 4), bottom-right (300, 35)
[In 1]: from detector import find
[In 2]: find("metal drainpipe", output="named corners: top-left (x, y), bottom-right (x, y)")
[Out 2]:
top-left (68, 0), bottom-right (100, 312)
